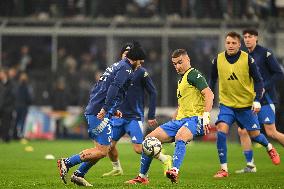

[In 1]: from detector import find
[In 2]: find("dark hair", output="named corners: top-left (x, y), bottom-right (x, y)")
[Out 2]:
top-left (120, 42), bottom-right (133, 57)
top-left (226, 31), bottom-right (241, 42)
top-left (242, 28), bottom-right (258, 36)
top-left (171, 49), bottom-right (188, 58)
top-left (126, 41), bottom-right (146, 61)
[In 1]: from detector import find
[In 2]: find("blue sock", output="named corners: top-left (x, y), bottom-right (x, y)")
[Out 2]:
top-left (173, 140), bottom-right (187, 169)
top-left (75, 162), bottom-right (94, 177)
top-left (251, 133), bottom-right (269, 147)
top-left (217, 131), bottom-right (227, 164)
top-left (140, 153), bottom-right (153, 175)
top-left (65, 154), bottom-right (82, 168)
top-left (244, 150), bottom-right (253, 163)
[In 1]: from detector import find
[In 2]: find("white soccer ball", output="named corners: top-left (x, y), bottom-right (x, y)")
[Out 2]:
top-left (142, 137), bottom-right (162, 157)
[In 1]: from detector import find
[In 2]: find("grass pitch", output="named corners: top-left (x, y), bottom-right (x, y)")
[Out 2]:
top-left (0, 140), bottom-right (283, 189)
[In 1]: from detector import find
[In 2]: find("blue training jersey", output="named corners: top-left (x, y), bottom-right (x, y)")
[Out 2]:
top-left (247, 44), bottom-right (284, 104)
top-left (119, 67), bottom-right (157, 121)
top-left (85, 58), bottom-right (134, 116)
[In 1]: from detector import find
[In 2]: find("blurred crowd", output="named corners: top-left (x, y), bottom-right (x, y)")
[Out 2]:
top-left (0, 0), bottom-right (284, 20)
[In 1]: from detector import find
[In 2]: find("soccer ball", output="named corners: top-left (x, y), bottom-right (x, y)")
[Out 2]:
top-left (142, 137), bottom-right (162, 157)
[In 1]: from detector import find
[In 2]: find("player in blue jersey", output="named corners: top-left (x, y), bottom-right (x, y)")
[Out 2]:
top-left (102, 43), bottom-right (163, 177)
top-left (210, 32), bottom-right (280, 178)
top-left (235, 28), bottom-right (284, 174)
top-left (57, 42), bottom-right (146, 186)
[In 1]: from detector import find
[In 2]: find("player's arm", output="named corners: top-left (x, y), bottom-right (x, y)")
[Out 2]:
top-left (208, 58), bottom-right (218, 92)
top-left (188, 69), bottom-right (214, 134)
top-left (248, 56), bottom-right (264, 113)
top-left (265, 50), bottom-right (284, 89)
top-left (248, 56), bottom-right (264, 100)
top-left (172, 107), bottom-right (178, 120)
top-left (142, 70), bottom-right (158, 126)
top-left (100, 67), bottom-right (132, 118)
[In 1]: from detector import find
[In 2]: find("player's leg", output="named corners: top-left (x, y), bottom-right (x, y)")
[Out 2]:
top-left (147, 123), bottom-right (173, 175)
top-left (235, 127), bottom-right (256, 173)
top-left (125, 123), bottom-right (173, 184)
top-left (57, 114), bottom-right (111, 185)
top-left (264, 123), bottom-right (284, 146)
top-left (166, 118), bottom-right (196, 183)
top-left (102, 118), bottom-right (125, 177)
top-left (238, 109), bottom-right (280, 165)
top-left (127, 119), bottom-right (172, 174)
top-left (259, 104), bottom-right (284, 146)
top-left (71, 141), bottom-right (110, 186)
top-left (214, 105), bottom-right (234, 178)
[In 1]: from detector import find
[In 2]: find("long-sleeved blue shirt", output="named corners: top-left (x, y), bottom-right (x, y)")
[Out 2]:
top-left (119, 67), bottom-right (157, 121)
top-left (85, 58), bottom-right (134, 116)
top-left (247, 44), bottom-right (284, 104)
top-left (209, 50), bottom-right (264, 102)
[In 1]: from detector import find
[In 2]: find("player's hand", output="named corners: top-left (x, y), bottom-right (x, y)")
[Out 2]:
top-left (202, 112), bottom-right (211, 135)
top-left (97, 108), bottom-right (106, 120)
top-left (252, 101), bottom-right (261, 114)
top-left (148, 119), bottom-right (158, 127)
top-left (114, 110), bottom-right (122, 118)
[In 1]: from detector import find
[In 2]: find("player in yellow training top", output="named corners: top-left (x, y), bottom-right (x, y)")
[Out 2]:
top-left (125, 49), bottom-right (214, 184)
top-left (209, 31), bottom-right (280, 178)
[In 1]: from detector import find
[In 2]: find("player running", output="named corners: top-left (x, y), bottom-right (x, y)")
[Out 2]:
top-left (235, 28), bottom-right (284, 173)
top-left (210, 31), bottom-right (280, 178)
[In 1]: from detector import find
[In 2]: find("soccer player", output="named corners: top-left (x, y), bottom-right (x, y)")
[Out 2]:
top-left (235, 28), bottom-right (284, 173)
top-left (125, 49), bottom-right (214, 184)
top-left (102, 43), bottom-right (164, 177)
top-left (57, 42), bottom-right (146, 186)
top-left (210, 31), bottom-right (280, 178)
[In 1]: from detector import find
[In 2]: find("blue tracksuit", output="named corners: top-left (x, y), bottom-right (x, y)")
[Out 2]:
top-left (111, 67), bottom-right (157, 143)
top-left (119, 67), bottom-right (157, 121)
top-left (247, 44), bottom-right (284, 105)
top-left (85, 58), bottom-right (134, 117)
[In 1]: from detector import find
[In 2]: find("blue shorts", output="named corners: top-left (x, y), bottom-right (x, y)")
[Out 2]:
top-left (216, 104), bottom-right (260, 131)
top-left (111, 118), bottom-right (144, 144)
top-left (160, 116), bottom-right (204, 138)
top-left (85, 114), bottom-right (112, 145)
top-left (258, 104), bottom-right (275, 125)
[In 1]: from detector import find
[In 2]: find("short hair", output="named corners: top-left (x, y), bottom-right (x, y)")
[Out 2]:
top-left (171, 49), bottom-right (188, 58)
top-left (242, 28), bottom-right (258, 36)
top-left (226, 31), bottom-right (241, 42)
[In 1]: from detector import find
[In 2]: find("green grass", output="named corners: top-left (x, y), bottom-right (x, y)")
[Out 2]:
top-left (0, 140), bottom-right (284, 189)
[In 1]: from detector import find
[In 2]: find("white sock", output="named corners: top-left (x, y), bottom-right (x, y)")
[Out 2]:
top-left (172, 167), bottom-right (179, 173)
top-left (156, 152), bottom-right (168, 163)
top-left (138, 173), bottom-right (147, 178)
top-left (267, 143), bottom-right (273, 151)
top-left (247, 159), bottom-right (255, 167)
top-left (221, 163), bottom-right (228, 172)
top-left (112, 160), bottom-right (122, 170)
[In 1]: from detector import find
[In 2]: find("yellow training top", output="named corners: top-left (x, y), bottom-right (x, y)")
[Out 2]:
top-left (176, 68), bottom-right (207, 120)
top-left (217, 51), bottom-right (255, 108)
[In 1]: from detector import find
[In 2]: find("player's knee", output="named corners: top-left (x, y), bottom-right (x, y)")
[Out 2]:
top-left (238, 128), bottom-right (249, 137)
top-left (265, 129), bottom-right (277, 139)
top-left (133, 144), bottom-right (142, 154)
top-left (79, 149), bottom-right (95, 161)
top-left (248, 130), bottom-right (260, 138)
